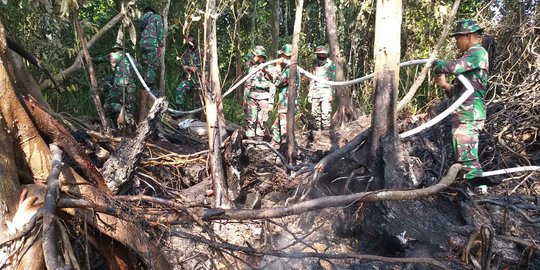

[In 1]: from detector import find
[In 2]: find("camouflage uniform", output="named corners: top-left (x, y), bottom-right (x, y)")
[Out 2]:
top-left (308, 46), bottom-right (336, 130)
top-left (176, 48), bottom-right (202, 110)
top-left (139, 7), bottom-right (164, 96)
top-left (95, 45), bottom-right (138, 128)
top-left (432, 19), bottom-right (489, 179)
top-left (244, 46), bottom-right (276, 139)
top-left (270, 44), bottom-right (298, 144)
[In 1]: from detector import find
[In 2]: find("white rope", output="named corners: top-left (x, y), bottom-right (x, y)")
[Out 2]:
top-left (399, 74), bottom-right (474, 139)
top-left (481, 166), bottom-right (540, 177)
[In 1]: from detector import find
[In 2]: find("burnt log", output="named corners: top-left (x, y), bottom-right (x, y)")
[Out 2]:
top-left (101, 98), bottom-right (167, 194)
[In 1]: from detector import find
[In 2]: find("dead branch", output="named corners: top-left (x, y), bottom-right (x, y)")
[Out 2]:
top-left (171, 230), bottom-right (450, 270)
top-left (102, 99), bottom-right (167, 193)
top-left (204, 163), bottom-right (462, 220)
top-left (42, 144), bottom-right (70, 270)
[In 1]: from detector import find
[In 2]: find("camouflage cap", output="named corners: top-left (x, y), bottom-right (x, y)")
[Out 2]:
top-left (252, 46), bottom-right (267, 58)
top-left (280, 44), bottom-right (293, 56)
top-left (314, 45), bottom-right (328, 54)
top-left (449, 19), bottom-right (484, 37)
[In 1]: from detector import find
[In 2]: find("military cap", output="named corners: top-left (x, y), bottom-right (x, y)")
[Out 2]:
top-left (280, 44), bottom-right (293, 56)
top-left (252, 46), bottom-right (267, 58)
top-left (112, 44), bottom-right (122, 51)
top-left (314, 45), bottom-right (328, 54)
top-left (450, 19), bottom-right (484, 37)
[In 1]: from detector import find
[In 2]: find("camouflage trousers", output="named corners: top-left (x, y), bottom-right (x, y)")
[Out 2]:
top-left (271, 112), bottom-right (287, 144)
top-left (141, 45), bottom-right (160, 97)
top-left (452, 119), bottom-right (485, 179)
top-left (104, 83), bottom-right (137, 128)
top-left (245, 97), bottom-right (270, 138)
top-left (311, 96), bottom-right (332, 130)
top-left (175, 80), bottom-right (201, 110)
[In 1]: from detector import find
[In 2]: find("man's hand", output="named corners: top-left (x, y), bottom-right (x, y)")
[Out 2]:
top-left (433, 74), bottom-right (451, 93)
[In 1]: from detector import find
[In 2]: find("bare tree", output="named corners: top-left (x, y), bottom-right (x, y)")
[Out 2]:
top-left (286, 0), bottom-right (304, 162)
top-left (324, 0), bottom-right (358, 128)
top-left (203, 0), bottom-right (231, 208)
top-left (271, 0), bottom-right (281, 58)
top-left (159, 0), bottom-right (171, 97)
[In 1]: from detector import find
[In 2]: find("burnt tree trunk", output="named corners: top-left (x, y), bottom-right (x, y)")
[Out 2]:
top-left (286, 0), bottom-right (304, 163)
top-left (367, 0), bottom-right (403, 188)
top-left (324, 0), bottom-right (358, 128)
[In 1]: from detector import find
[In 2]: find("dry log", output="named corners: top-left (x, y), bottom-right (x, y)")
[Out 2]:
top-left (23, 96), bottom-right (110, 193)
top-left (101, 98), bottom-right (167, 194)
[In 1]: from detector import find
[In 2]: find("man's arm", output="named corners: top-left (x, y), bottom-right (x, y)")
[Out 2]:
top-left (433, 46), bottom-right (488, 75)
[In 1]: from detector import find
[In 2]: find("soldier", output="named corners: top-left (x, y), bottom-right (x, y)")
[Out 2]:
top-left (307, 45), bottom-right (336, 131)
top-left (138, 5), bottom-right (164, 97)
top-left (95, 44), bottom-right (138, 129)
top-left (270, 44), bottom-right (295, 148)
top-left (244, 46), bottom-right (275, 140)
top-left (176, 35), bottom-right (203, 110)
top-left (432, 19), bottom-right (489, 183)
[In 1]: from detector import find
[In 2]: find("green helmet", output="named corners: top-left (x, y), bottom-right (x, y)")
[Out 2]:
top-left (314, 45), bottom-right (328, 54)
top-left (112, 44), bottom-right (122, 51)
top-left (279, 44), bottom-right (293, 56)
top-left (252, 46), bottom-right (267, 58)
top-left (449, 19), bottom-right (484, 37)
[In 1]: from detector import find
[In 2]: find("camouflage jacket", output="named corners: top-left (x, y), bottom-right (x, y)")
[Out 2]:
top-left (433, 43), bottom-right (489, 121)
top-left (139, 12), bottom-right (164, 49)
top-left (310, 59), bottom-right (336, 98)
top-left (112, 53), bottom-right (136, 86)
top-left (271, 64), bottom-right (299, 113)
top-left (245, 63), bottom-right (276, 100)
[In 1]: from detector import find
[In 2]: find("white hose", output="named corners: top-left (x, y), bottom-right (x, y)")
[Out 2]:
top-left (126, 53), bottom-right (157, 100)
top-left (296, 59), bottom-right (429, 86)
top-left (399, 74), bottom-right (474, 139)
top-left (481, 166), bottom-right (540, 177)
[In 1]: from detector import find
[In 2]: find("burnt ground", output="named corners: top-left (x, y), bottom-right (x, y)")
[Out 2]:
top-left (104, 112), bottom-right (540, 269)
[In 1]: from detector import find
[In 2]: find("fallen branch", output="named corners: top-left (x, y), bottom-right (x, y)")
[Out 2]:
top-left (204, 163), bottom-right (462, 220)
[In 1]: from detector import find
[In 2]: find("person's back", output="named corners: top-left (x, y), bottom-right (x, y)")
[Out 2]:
top-left (138, 6), bottom-right (164, 96)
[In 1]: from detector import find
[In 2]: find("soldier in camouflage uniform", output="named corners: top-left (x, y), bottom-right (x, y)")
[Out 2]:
top-left (139, 5), bottom-right (164, 97)
top-left (270, 44), bottom-right (296, 147)
top-left (176, 35), bottom-right (203, 110)
top-left (308, 45), bottom-right (336, 130)
top-left (432, 19), bottom-right (489, 180)
top-left (95, 44), bottom-right (138, 129)
top-left (244, 46), bottom-right (276, 140)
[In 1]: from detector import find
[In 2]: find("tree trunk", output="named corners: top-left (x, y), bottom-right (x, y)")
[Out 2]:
top-left (159, 0), bottom-right (171, 97)
top-left (250, 0), bottom-right (258, 48)
top-left (204, 0), bottom-right (231, 208)
top-left (324, 0), bottom-right (358, 128)
top-left (286, 0), bottom-right (304, 162)
top-left (72, 9), bottom-right (111, 136)
top-left (234, 0), bottom-right (244, 103)
top-left (367, 0), bottom-right (402, 183)
top-left (271, 0), bottom-right (281, 58)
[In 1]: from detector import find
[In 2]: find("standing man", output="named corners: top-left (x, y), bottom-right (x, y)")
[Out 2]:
top-left (270, 44), bottom-right (294, 148)
top-left (139, 5), bottom-right (164, 97)
top-left (176, 35), bottom-right (202, 110)
top-left (308, 45), bottom-right (336, 131)
top-left (244, 46), bottom-right (275, 140)
top-left (432, 19), bottom-right (489, 182)
top-left (95, 44), bottom-right (137, 129)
